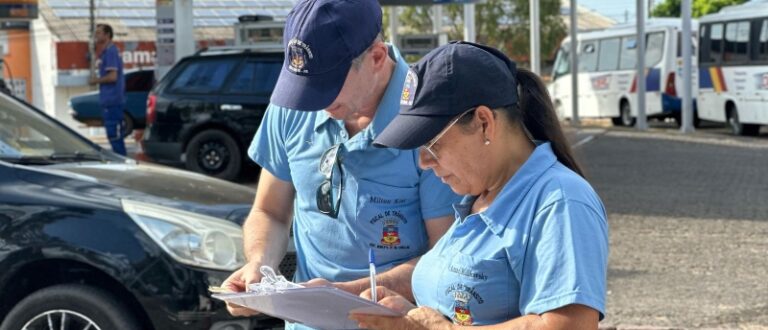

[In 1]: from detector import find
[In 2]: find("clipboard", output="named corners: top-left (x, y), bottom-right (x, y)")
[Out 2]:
top-left (213, 286), bottom-right (403, 330)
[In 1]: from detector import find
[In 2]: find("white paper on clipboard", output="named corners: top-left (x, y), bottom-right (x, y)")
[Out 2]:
top-left (212, 286), bottom-right (403, 330)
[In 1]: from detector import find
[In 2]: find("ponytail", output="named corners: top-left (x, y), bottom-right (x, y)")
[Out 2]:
top-left (514, 68), bottom-right (585, 178)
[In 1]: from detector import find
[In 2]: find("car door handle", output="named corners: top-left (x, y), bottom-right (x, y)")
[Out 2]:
top-left (220, 104), bottom-right (243, 111)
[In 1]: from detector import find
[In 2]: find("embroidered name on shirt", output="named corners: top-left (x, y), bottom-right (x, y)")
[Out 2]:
top-left (449, 265), bottom-right (488, 281)
top-left (369, 196), bottom-right (407, 204)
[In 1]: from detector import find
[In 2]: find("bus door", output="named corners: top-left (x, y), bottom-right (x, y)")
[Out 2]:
top-left (595, 37), bottom-right (622, 118)
top-left (577, 39), bottom-right (601, 118)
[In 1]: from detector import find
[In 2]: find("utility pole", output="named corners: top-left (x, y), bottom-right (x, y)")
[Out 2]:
top-left (530, 0), bottom-right (541, 74)
top-left (680, 0), bottom-right (694, 133)
top-left (88, 0), bottom-right (96, 84)
top-left (463, 3), bottom-right (475, 43)
top-left (636, 0), bottom-right (648, 130)
top-left (569, 0), bottom-right (579, 126)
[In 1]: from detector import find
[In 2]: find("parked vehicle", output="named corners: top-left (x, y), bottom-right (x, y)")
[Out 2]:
top-left (143, 47), bottom-right (282, 181)
top-left (68, 69), bottom-right (155, 135)
top-left (697, 1), bottom-right (768, 136)
top-left (0, 92), bottom-right (295, 330)
top-left (550, 18), bottom-right (700, 127)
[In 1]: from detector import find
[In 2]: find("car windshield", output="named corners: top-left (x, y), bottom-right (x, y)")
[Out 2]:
top-left (0, 94), bottom-right (104, 164)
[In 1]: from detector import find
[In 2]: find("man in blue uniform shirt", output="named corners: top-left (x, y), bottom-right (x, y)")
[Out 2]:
top-left (223, 0), bottom-right (461, 327)
top-left (89, 23), bottom-right (126, 156)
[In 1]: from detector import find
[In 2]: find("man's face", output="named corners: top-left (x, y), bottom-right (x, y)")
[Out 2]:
top-left (94, 26), bottom-right (109, 44)
top-left (323, 45), bottom-right (383, 121)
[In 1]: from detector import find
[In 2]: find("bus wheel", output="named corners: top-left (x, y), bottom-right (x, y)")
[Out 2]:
top-left (620, 101), bottom-right (635, 127)
top-left (728, 106), bottom-right (759, 136)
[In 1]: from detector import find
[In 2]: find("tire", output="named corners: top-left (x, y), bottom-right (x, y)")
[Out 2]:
top-left (728, 106), bottom-right (760, 136)
top-left (122, 112), bottom-right (135, 137)
top-left (0, 284), bottom-right (141, 330)
top-left (185, 129), bottom-right (242, 181)
top-left (620, 101), bottom-right (635, 127)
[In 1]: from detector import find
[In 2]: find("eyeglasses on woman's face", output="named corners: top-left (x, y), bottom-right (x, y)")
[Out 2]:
top-left (420, 108), bottom-right (477, 161)
top-left (316, 144), bottom-right (343, 218)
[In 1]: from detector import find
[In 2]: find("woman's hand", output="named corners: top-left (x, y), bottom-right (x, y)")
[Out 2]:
top-left (351, 286), bottom-right (452, 330)
top-left (350, 306), bottom-right (452, 330)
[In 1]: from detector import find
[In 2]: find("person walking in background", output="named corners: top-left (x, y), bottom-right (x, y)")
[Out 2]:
top-left (89, 23), bottom-right (126, 156)
top-left (350, 41), bottom-right (609, 329)
top-left (222, 0), bottom-right (461, 328)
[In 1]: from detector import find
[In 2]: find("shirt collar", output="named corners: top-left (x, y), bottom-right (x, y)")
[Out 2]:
top-left (453, 142), bottom-right (557, 236)
top-left (313, 44), bottom-right (407, 156)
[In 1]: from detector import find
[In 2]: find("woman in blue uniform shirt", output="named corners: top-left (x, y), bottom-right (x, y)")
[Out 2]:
top-left (350, 41), bottom-right (609, 329)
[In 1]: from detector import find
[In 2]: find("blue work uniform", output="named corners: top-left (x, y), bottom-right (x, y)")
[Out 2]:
top-left (98, 43), bottom-right (126, 155)
top-left (248, 45), bottom-right (460, 323)
top-left (412, 142), bottom-right (609, 325)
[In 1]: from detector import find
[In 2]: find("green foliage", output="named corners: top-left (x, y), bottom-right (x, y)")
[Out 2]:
top-left (393, 0), bottom-right (566, 64)
top-left (651, 0), bottom-right (748, 18)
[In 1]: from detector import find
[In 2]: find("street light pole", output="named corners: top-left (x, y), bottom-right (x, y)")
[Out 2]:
top-left (463, 3), bottom-right (475, 43)
top-left (88, 0), bottom-right (96, 82)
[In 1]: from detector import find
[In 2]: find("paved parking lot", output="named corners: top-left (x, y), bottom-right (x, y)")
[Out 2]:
top-left (572, 124), bottom-right (768, 329)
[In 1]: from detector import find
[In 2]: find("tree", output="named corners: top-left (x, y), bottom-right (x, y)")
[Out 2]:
top-left (392, 0), bottom-right (566, 65)
top-left (651, 0), bottom-right (747, 18)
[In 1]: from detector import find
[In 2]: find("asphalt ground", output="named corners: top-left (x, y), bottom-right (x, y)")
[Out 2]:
top-left (571, 121), bottom-right (768, 329)
top-left (111, 120), bottom-right (768, 329)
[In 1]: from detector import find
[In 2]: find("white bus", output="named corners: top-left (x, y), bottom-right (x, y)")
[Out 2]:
top-left (697, 1), bottom-right (768, 136)
top-left (550, 19), bottom-right (698, 126)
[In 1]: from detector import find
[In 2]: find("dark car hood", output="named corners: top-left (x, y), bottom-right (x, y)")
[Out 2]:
top-left (16, 162), bottom-right (255, 222)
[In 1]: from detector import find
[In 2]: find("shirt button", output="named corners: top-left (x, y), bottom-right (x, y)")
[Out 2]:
top-left (340, 131), bottom-right (348, 139)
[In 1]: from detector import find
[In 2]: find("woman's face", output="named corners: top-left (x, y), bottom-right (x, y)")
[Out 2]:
top-left (418, 112), bottom-right (490, 196)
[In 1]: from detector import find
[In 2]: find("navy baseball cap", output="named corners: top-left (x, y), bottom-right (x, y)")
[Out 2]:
top-left (270, 0), bottom-right (382, 111)
top-left (373, 41), bottom-right (519, 149)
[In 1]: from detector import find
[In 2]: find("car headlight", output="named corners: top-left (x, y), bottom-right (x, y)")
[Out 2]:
top-left (122, 199), bottom-right (245, 271)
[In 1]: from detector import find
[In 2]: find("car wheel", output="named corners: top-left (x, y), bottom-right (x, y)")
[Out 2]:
top-left (0, 284), bottom-right (141, 330)
top-left (122, 112), bottom-right (135, 137)
top-left (186, 129), bottom-right (242, 180)
top-left (620, 101), bottom-right (635, 127)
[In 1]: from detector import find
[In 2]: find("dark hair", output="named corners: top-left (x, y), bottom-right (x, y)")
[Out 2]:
top-left (97, 23), bottom-right (114, 39)
top-left (458, 68), bottom-right (585, 177)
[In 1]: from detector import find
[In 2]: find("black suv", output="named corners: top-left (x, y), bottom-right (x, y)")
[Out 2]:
top-left (143, 47), bottom-right (282, 180)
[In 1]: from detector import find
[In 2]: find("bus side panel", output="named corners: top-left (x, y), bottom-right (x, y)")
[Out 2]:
top-left (697, 66), bottom-right (728, 123)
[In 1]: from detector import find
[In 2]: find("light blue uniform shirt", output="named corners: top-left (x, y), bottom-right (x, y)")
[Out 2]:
top-left (412, 142), bottom-right (609, 325)
top-left (249, 45), bottom-right (460, 286)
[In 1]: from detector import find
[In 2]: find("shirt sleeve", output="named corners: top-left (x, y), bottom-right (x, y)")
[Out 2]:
top-left (417, 162), bottom-right (462, 220)
top-left (102, 46), bottom-right (120, 71)
top-left (518, 199), bottom-right (609, 320)
top-left (248, 103), bottom-right (292, 182)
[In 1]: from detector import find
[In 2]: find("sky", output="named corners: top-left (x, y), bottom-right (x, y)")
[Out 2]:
top-left (577, 0), bottom-right (659, 24)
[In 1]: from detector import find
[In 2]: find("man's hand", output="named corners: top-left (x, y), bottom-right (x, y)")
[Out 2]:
top-left (222, 261), bottom-right (263, 317)
top-left (88, 76), bottom-right (98, 85)
top-left (302, 278), bottom-right (365, 295)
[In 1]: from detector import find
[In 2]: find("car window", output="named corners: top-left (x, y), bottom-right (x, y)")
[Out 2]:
top-left (0, 96), bottom-right (97, 159)
top-left (224, 60), bottom-right (282, 95)
top-left (126, 70), bottom-right (154, 92)
top-left (169, 58), bottom-right (239, 94)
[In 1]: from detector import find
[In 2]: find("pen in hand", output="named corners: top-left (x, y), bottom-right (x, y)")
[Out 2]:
top-left (368, 248), bottom-right (377, 302)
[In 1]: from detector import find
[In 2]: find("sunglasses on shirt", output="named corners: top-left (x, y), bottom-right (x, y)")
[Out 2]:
top-left (316, 143), bottom-right (343, 218)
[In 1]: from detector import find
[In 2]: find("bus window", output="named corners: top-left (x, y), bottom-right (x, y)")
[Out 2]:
top-left (598, 38), bottom-right (620, 71)
top-left (619, 36), bottom-right (637, 70)
top-left (724, 21), bottom-right (750, 63)
top-left (579, 41), bottom-right (598, 72)
top-left (708, 24), bottom-right (723, 64)
top-left (553, 45), bottom-right (570, 78)
top-left (645, 32), bottom-right (665, 67)
top-left (757, 19), bottom-right (768, 61)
